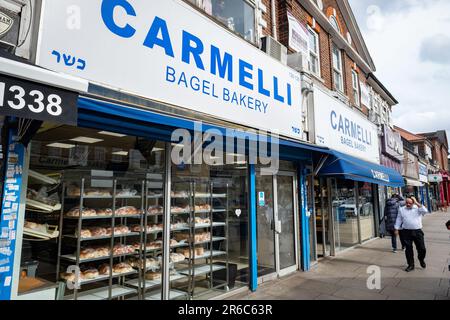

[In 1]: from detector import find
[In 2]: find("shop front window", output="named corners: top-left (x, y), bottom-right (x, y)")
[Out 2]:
top-left (330, 178), bottom-right (359, 251)
top-left (194, 0), bottom-right (256, 43)
top-left (358, 182), bottom-right (375, 242)
top-left (170, 153), bottom-right (249, 299)
top-left (17, 124), bottom-right (249, 300)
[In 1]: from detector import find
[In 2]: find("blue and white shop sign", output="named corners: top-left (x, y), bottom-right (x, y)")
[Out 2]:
top-left (313, 86), bottom-right (380, 163)
top-left (36, 0), bottom-right (304, 140)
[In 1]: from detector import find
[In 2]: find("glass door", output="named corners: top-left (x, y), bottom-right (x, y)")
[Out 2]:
top-left (256, 171), bottom-right (299, 280)
top-left (275, 173), bottom-right (298, 275)
top-left (256, 175), bottom-right (276, 278)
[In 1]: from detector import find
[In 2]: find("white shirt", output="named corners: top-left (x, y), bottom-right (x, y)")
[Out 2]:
top-left (394, 205), bottom-right (429, 230)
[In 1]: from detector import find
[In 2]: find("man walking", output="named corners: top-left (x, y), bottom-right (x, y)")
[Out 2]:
top-left (384, 194), bottom-right (406, 253)
top-left (394, 196), bottom-right (429, 272)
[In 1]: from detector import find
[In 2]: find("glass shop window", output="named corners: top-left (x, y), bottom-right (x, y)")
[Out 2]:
top-left (196, 0), bottom-right (256, 43)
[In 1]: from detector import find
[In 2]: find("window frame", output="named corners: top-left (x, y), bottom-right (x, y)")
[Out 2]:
top-left (351, 70), bottom-right (360, 108)
top-left (188, 0), bottom-right (258, 45)
top-left (307, 26), bottom-right (321, 77)
top-left (329, 15), bottom-right (341, 34)
top-left (332, 44), bottom-right (344, 93)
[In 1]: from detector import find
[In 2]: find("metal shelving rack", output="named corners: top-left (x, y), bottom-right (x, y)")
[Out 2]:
top-left (178, 179), bottom-right (229, 299)
top-left (56, 172), bottom-right (144, 300)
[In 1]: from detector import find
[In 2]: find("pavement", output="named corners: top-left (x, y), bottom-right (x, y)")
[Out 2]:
top-left (229, 211), bottom-right (450, 300)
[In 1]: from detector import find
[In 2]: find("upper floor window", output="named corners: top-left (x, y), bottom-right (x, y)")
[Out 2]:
top-left (308, 27), bottom-right (320, 76)
top-left (332, 44), bottom-right (343, 92)
top-left (351, 70), bottom-right (360, 107)
top-left (329, 15), bottom-right (341, 33)
top-left (192, 0), bottom-right (256, 43)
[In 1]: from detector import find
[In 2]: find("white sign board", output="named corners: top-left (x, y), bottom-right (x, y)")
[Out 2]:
top-left (313, 86), bottom-right (380, 163)
top-left (36, 0), bottom-right (304, 140)
top-left (360, 81), bottom-right (370, 107)
top-left (287, 12), bottom-right (309, 55)
top-left (428, 174), bottom-right (443, 183)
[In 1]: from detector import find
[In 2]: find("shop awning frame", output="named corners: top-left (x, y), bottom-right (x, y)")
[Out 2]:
top-left (318, 150), bottom-right (405, 187)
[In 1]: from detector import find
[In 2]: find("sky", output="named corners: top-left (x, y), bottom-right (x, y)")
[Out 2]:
top-left (348, 0), bottom-right (450, 142)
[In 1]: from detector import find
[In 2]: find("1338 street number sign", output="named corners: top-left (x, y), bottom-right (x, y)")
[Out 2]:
top-left (0, 74), bottom-right (78, 125)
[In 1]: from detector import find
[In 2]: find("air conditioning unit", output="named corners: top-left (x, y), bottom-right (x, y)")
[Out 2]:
top-left (261, 35), bottom-right (287, 65)
top-left (0, 0), bottom-right (25, 53)
top-left (287, 52), bottom-right (308, 73)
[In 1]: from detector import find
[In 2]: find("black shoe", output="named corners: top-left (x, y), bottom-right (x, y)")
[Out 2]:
top-left (420, 260), bottom-right (426, 269)
top-left (405, 266), bottom-right (415, 272)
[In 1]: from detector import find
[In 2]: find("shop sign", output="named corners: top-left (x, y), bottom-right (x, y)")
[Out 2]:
top-left (0, 74), bottom-right (78, 125)
top-left (428, 174), bottom-right (443, 183)
top-left (287, 12), bottom-right (309, 55)
top-left (36, 0), bottom-right (304, 141)
top-left (382, 125), bottom-right (403, 158)
top-left (0, 11), bottom-right (14, 37)
top-left (371, 170), bottom-right (390, 183)
top-left (419, 163), bottom-right (428, 183)
top-left (313, 86), bottom-right (380, 163)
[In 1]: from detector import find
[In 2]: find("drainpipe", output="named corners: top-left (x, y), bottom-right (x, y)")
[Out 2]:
top-left (271, 0), bottom-right (277, 40)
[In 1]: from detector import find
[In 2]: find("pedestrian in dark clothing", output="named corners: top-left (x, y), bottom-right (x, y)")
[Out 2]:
top-left (384, 194), bottom-right (406, 253)
top-left (446, 220), bottom-right (450, 230)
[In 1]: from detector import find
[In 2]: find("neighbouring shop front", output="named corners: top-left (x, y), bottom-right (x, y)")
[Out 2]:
top-left (379, 125), bottom-right (404, 225)
top-left (0, 0), bottom-right (328, 300)
top-left (309, 86), bottom-right (404, 259)
top-left (402, 149), bottom-right (422, 199)
top-left (418, 162), bottom-right (430, 209)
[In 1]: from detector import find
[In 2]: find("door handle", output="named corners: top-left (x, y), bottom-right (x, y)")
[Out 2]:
top-left (275, 220), bottom-right (282, 234)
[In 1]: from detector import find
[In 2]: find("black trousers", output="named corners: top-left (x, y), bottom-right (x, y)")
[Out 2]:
top-left (402, 229), bottom-right (426, 267)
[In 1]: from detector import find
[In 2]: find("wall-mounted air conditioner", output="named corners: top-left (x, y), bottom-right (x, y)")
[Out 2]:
top-left (261, 35), bottom-right (287, 65)
top-left (287, 52), bottom-right (308, 73)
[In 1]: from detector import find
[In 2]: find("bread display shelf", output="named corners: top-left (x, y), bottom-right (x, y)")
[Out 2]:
top-left (65, 195), bottom-right (142, 199)
top-left (194, 222), bottom-right (226, 229)
top-left (126, 273), bottom-right (186, 290)
top-left (141, 242), bottom-right (189, 253)
top-left (64, 214), bottom-right (142, 220)
top-left (63, 270), bottom-right (139, 286)
top-left (188, 250), bottom-right (226, 260)
top-left (64, 285), bottom-right (136, 300)
top-left (26, 199), bottom-right (61, 213)
top-left (23, 226), bottom-right (59, 240)
top-left (145, 289), bottom-right (188, 300)
top-left (179, 264), bottom-right (226, 276)
top-left (60, 252), bottom-right (138, 263)
top-left (195, 237), bottom-right (226, 245)
top-left (63, 232), bottom-right (141, 241)
top-left (28, 170), bottom-right (60, 185)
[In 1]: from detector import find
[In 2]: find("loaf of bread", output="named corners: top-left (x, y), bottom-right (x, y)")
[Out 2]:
top-left (98, 264), bottom-right (111, 275)
top-left (145, 271), bottom-right (161, 280)
top-left (116, 206), bottom-right (140, 216)
top-left (113, 263), bottom-right (133, 274)
top-left (77, 229), bottom-right (92, 239)
top-left (66, 207), bottom-right (97, 217)
top-left (81, 269), bottom-right (99, 279)
top-left (89, 227), bottom-right (107, 237)
top-left (79, 248), bottom-right (96, 259)
top-left (96, 208), bottom-right (113, 216)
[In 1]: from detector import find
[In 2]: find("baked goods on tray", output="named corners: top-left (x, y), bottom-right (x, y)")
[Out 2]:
top-left (98, 264), bottom-right (111, 275)
top-left (89, 227), bottom-right (107, 237)
top-left (147, 205), bottom-right (163, 215)
top-left (194, 204), bottom-right (211, 212)
top-left (81, 269), bottom-right (99, 279)
top-left (96, 208), bottom-right (113, 216)
top-left (77, 229), bottom-right (92, 239)
top-left (113, 262), bottom-right (133, 274)
top-left (170, 253), bottom-right (186, 263)
top-left (145, 271), bottom-right (161, 280)
top-left (116, 206), bottom-right (141, 216)
top-left (66, 207), bottom-right (97, 217)
top-left (112, 244), bottom-right (135, 255)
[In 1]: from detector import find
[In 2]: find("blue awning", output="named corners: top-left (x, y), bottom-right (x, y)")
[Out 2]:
top-left (77, 96), bottom-right (329, 161)
top-left (318, 150), bottom-right (405, 187)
